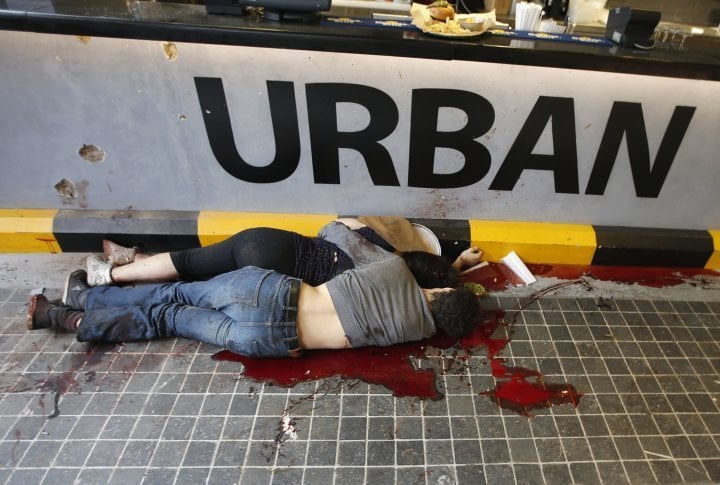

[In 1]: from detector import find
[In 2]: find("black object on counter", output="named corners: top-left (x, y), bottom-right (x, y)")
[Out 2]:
top-left (543, 0), bottom-right (567, 20)
top-left (605, 7), bottom-right (661, 48)
top-left (205, 0), bottom-right (331, 21)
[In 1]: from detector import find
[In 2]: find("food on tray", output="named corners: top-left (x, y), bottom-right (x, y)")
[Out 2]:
top-left (458, 16), bottom-right (490, 31)
top-left (411, 2), bottom-right (496, 36)
top-left (426, 19), bottom-right (470, 34)
top-left (427, 0), bottom-right (455, 21)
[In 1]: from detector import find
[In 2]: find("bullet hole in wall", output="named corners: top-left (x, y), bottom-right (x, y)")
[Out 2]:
top-left (54, 178), bottom-right (78, 200)
top-left (79, 144), bottom-right (105, 163)
top-left (162, 42), bottom-right (178, 61)
top-left (54, 179), bottom-right (89, 208)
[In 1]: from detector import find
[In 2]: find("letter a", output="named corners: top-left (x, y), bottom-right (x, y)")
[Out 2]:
top-left (489, 97), bottom-right (579, 193)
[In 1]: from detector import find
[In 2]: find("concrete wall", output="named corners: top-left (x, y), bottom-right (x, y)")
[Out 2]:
top-left (1, 30), bottom-right (719, 230)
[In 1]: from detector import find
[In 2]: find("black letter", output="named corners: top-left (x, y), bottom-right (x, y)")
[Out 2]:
top-left (585, 103), bottom-right (695, 197)
top-left (306, 83), bottom-right (400, 185)
top-left (408, 89), bottom-right (493, 188)
top-left (194, 77), bottom-right (300, 183)
top-left (490, 96), bottom-right (578, 193)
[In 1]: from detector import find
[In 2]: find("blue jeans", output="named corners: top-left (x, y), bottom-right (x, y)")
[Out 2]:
top-left (77, 267), bottom-right (300, 358)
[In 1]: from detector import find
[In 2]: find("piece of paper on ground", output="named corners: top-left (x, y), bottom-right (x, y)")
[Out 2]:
top-left (501, 250), bottom-right (537, 286)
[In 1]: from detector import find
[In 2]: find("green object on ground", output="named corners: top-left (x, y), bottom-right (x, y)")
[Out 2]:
top-left (464, 281), bottom-right (486, 297)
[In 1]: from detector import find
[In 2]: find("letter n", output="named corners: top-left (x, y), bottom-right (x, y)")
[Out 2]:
top-left (585, 102), bottom-right (695, 197)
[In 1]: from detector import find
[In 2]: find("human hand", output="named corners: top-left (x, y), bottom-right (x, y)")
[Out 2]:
top-left (455, 246), bottom-right (483, 269)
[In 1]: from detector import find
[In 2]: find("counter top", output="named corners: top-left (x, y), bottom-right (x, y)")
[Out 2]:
top-left (1, 0), bottom-right (719, 80)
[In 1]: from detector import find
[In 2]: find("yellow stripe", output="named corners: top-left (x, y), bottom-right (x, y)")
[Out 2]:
top-left (197, 211), bottom-right (338, 246)
top-left (704, 230), bottom-right (720, 270)
top-left (468, 220), bottom-right (597, 265)
top-left (0, 209), bottom-right (60, 252)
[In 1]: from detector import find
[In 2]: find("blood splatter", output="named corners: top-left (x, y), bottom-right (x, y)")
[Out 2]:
top-left (39, 371), bottom-right (79, 419)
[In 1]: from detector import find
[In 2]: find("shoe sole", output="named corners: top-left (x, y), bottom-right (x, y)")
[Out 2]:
top-left (103, 240), bottom-right (137, 266)
top-left (86, 256), bottom-right (103, 287)
top-left (61, 271), bottom-right (73, 305)
top-left (26, 295), bottom-right (39, 330)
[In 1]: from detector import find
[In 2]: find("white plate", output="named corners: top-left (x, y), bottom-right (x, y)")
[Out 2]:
top-left (424, 30), bottom-right (486, 38)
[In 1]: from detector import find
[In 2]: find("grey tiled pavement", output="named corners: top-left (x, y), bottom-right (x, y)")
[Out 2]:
top-left (0, 281), bottom-right (719, 484)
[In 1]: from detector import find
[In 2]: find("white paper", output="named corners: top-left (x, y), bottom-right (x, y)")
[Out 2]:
top-left (501, 251), bottom-right (537, 285)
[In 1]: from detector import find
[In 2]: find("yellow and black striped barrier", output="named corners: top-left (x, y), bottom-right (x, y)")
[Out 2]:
top-left (1, 209), bottom-right (717, 269)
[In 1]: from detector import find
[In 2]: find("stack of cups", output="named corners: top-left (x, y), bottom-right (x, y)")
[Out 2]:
top-left (515, 1), bottom-right (543, 31)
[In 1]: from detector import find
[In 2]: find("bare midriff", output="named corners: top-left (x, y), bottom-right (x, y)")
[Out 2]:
top-left (296, 283), bottom-right (351, 350)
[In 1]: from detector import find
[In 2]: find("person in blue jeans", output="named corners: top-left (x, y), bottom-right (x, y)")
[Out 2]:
top-left (27, 254), bottom-right (480, 358)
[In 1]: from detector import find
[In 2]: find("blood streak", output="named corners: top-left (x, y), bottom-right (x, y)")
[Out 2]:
top-left (39, 371), bottom-right (80, 419)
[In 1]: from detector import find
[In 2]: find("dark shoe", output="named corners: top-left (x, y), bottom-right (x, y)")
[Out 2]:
top-left (27, 294), bottom-right (59, 330)
top-left (62, 270), bottom-right (90, 310)
top-left (27, 294), bottom-right (82, 332)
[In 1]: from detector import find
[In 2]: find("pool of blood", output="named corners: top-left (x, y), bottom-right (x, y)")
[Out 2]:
top-left (458, 310), bottom-right (582, 416)
top-left (213, 338), bottom-right (451, 400)
top-left (214, 263), bottom-right (717, 414)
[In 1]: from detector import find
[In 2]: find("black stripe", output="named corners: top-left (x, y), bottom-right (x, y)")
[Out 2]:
top-left (592, 226), bottom-right (713, 267)
top-left (53, 210), bottom-right (201, 253)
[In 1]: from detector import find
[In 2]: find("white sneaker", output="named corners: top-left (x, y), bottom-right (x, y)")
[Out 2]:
top-left (86, 255), bottom-right (113, 287)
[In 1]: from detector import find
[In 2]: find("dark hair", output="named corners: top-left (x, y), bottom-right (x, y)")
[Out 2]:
top-left (428, 287), bottom-right (480, 339)
top-left (402, 251), bottom-right (461, 289)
